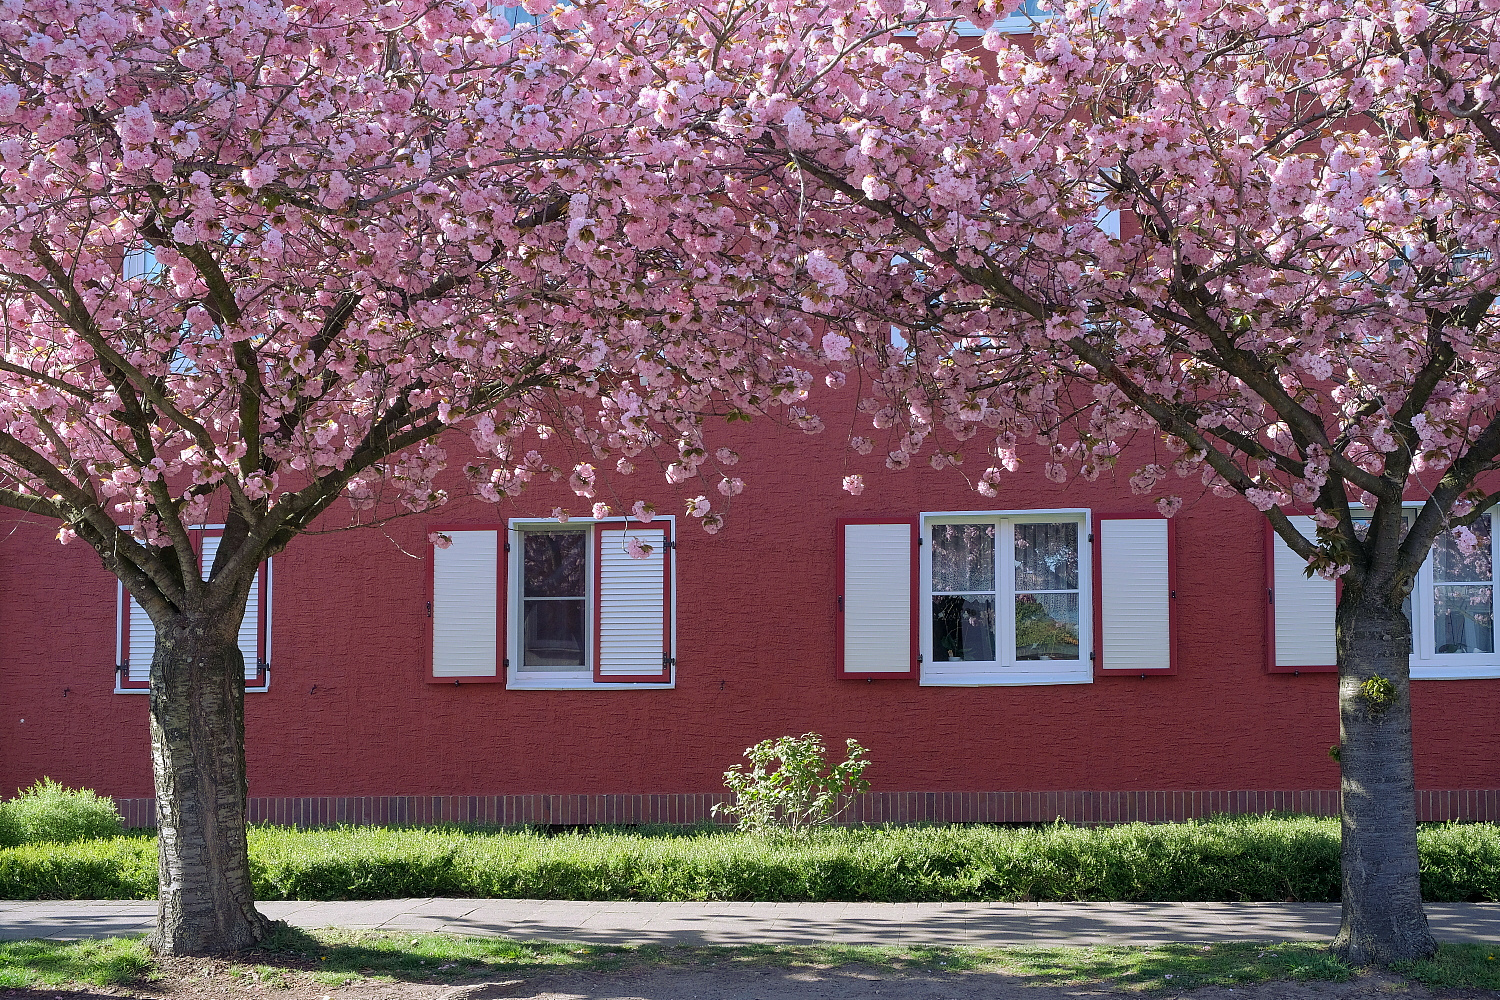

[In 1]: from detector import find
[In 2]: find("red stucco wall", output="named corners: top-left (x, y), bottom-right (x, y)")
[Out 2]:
top-left (2, 399), bottom-right (1497, 807)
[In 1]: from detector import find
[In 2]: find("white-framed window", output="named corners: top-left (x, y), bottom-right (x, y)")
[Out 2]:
top-left (116, 527), bottom-right (272, 693)
top-left (428, 517), bottom-right (675, 690)
top-left (1268, 507), bottom-right (1500, 680)
top-left (488, 3), bottom-right (543, 30)
top-left (902, 1), bottom-right (1049, 36)
top-left (920, 510), bottom-right (1092, 685)
top-left (122, 246), bottom-right (161, 281)
top-left (838, 508), bottom-right (1174, 685)
top-left (1411, 510), bottom-right (1495, 678)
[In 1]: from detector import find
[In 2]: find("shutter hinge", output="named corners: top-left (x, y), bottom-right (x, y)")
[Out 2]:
top-left (917, 653), bottom-right (924, 663)
top-left (1268, 588), bottom-right (1274, 605)
top-left (504, 542), bottom-right (511, 553)
top-left (917, 536), bottom-right (923, 546)
top-left (667, 540), bottom-right (677, 550)
top-left (1088, 532), bottom-right (1094, 543)
top-left (837, 595), bottom-right (843, 611)
top-left (1090, 651), bottom-right (1096, 661)
top-left (664, 655), bottom-right (675, 667)
top-left (1170, 590), bottom-right (1177, 599)
top-left (503, 657), bottom-right (510, 668)
top-left (426, 601), bottom-right (433, 618)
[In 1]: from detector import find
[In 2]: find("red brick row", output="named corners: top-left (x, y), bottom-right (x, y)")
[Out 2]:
top-left (106, 788), bottom-right (1500, 829)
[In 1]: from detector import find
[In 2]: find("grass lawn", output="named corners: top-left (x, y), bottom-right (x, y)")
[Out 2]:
top-left (4, 929), bottom-right (1498, 993)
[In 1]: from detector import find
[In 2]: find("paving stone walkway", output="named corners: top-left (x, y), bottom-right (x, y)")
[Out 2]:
top-left (2, 900), bottom-right (1499, 946)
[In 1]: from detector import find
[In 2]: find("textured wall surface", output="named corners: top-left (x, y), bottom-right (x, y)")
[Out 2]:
top-left (2, 401), bottom-right (1497, 806)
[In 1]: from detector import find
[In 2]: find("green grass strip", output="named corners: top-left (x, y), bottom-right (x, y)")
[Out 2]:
top-left (0, 931), bottom-right (1368, 992)
top-left (10, 931), bottom-right (1499, 992)
top-left (3, 815), bottom-right (1500, 903)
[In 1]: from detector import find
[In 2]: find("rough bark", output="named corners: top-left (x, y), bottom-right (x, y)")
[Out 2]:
top-left (146, 610), bottom-right (271, 956)
top-left (1331, 590), bottom-right (1437, 965)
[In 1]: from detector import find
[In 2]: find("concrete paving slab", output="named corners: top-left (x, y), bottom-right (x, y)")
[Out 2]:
top-left (2, 899), bottom-right (1498, 946)
top-left (1426, 904), bottom-right (1500, 943)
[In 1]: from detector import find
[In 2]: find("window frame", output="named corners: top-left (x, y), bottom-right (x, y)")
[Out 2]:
top-left (918, 508), bottom-right (1093, 686)
top-left (505, 516), bottom-right (676, 691)
top-left (1404, 504), bottom-right (1500, 680)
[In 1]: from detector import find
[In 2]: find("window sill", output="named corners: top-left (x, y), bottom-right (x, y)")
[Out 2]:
top-left (920, 666), bottom-right (1092, 686)
top-left (115, 686), bottom-right (271, 694)
top-left (1412, 666), bottom-right (1500, 681)
top-left (506, 673), bottom-right (674, 691)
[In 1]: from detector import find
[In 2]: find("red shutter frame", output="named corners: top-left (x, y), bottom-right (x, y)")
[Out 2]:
top-left (836, 517), bottom-right (920, 680)
top-left (1091, 512), bottom-right (1177, 676)
top-left (116, 583), bottom-right (150, 691)
top-left (425, 523), bottom-right (508, 684)
top-left (592, 521), bottom-right (674, 683)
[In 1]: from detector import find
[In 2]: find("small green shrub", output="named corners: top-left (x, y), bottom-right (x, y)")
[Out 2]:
top-left (0, 779), bottom-right (123, 847)
top-left (713, 734), bottom-right (871, 834)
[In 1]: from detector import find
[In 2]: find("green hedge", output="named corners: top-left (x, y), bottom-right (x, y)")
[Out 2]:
top-left (3, 816), bottom-right (1499, 902)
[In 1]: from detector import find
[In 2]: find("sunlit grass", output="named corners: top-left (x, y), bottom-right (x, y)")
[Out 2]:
top-left (1391, 942), bottom-right (1500, 990)
top-left (0, 935), bottom-right (152, 987)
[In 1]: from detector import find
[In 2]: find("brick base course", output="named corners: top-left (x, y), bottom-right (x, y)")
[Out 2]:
top-left (109, 788), bottom-right (1500, 829)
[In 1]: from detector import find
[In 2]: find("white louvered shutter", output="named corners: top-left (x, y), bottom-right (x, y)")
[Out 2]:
top-left (431, 529), bottom-right (501, 679)
top-left (595, 524), bottom-right (671, 681)
top-left (1269, 515), bottom-right (1337, 671)
top-left (199, 533), bottom-right (264, 681)
top-left (1096, 516), bottom-right (1175, 673)
top-left (840, 520), bottom-right (917, 678)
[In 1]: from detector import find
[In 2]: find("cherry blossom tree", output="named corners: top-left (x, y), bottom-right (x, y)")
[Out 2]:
top-left (0, 0), bottom-right (887, 955)
top-left (681, 0), bottom-right (1499, 966)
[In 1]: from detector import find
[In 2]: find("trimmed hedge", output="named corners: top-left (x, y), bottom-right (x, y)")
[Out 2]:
top-left (2, 815), bottom-right (1499, 902)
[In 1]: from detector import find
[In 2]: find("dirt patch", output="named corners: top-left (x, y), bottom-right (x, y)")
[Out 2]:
top-left (2, 964), bottom-right (1493, 1000)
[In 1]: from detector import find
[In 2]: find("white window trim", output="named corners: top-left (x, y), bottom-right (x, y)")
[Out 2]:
top-left (505, 516), bottom-right (676, 691)
top-left (1397, 504), bottom-right (1500, 681)
top-left (114, 523), bottom-right (272, 694)
top-left (918, 508), bottom-right (1093, 686)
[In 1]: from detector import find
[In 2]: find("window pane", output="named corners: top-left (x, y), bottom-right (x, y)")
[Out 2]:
top-left (932, 595), bottom-right (996, 662)
top-left (1434, 585), bottom-right (1494, 655)
top-left (1016, 593), bottom-right (1080, 660)
top-left (524, 531), bottom-right (586, 597)
top-left (1433, 515), bottom-right (1492, 584)
top-left (1014, 522), bottom-right (1079, 591)
top-left (523, 598), bottom-right (586, 667)
top-left (931, 523), bottom-right (995, 592)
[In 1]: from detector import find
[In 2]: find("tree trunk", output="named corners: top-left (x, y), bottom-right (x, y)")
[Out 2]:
top-left (1331, 590), bottom-right (1436, 965)
top-left (147, 611), bottom-right (271, 956)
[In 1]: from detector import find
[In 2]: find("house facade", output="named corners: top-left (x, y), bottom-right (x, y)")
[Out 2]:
top-left (3, 403), bottom-right (1499, 827)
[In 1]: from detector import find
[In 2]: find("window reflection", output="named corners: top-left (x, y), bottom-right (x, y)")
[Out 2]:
top-left (522, 531), bottom-right (587, 669)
